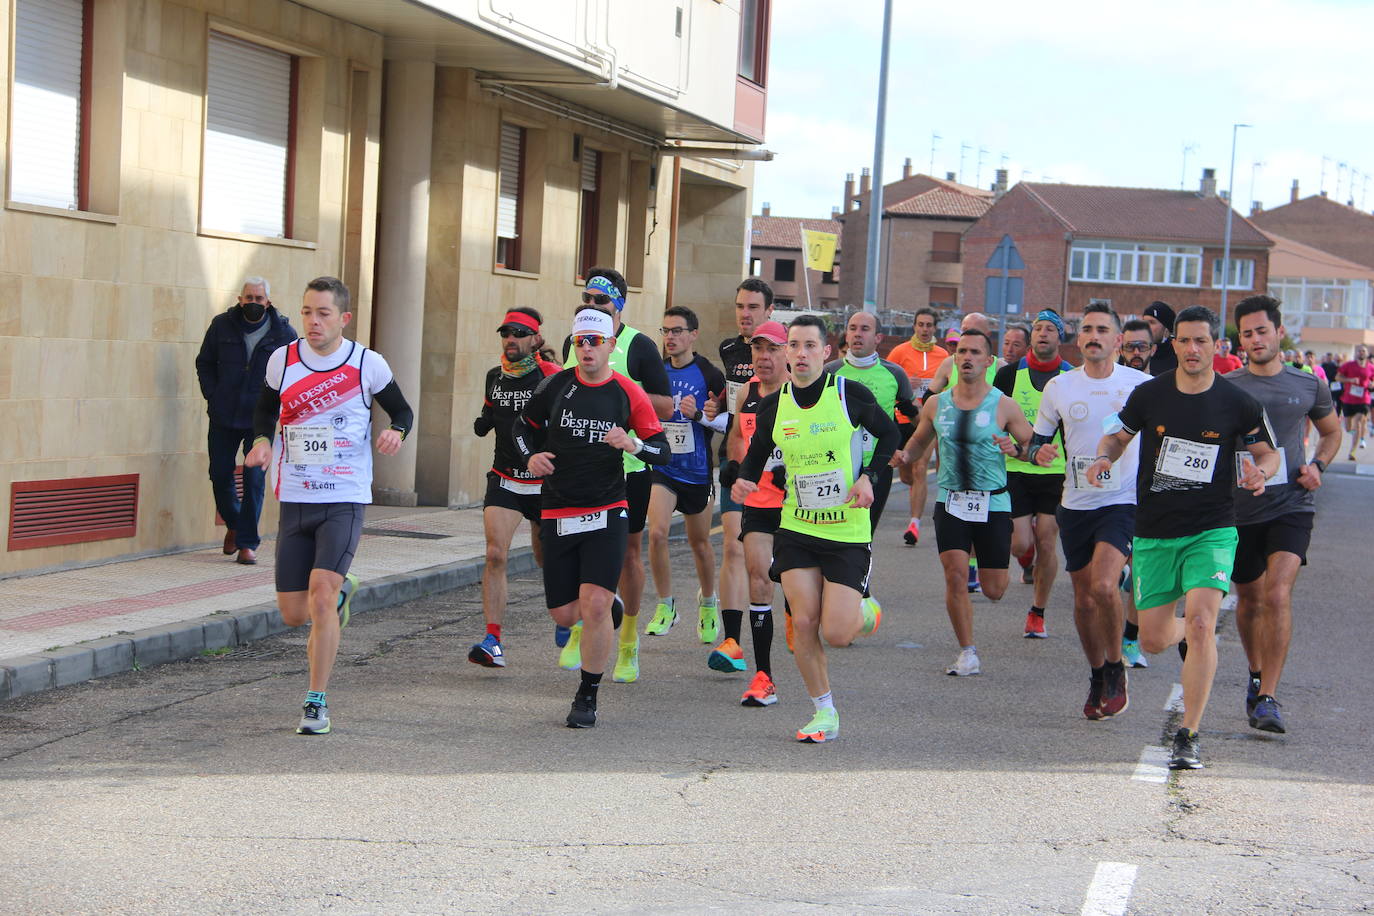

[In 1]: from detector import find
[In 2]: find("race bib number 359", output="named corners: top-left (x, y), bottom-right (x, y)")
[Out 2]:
top-left (557, 511), bottom-right (608, 537)
top-left (285, 426), bottom-right (331, 465)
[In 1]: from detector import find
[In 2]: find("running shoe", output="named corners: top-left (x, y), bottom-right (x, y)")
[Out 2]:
top-left (1249, 695), bottom-right (1286, 734)
top-left (1121, 638), bottom-right (1148, 668)
top-left (1099, 665), bottom-right (1129, 718)
top-left (1245, 674), bottom-right (1261, 717)
top-left (1083, 674), bottom-right (1105, 720)
top-left (1023, 611), bottom-right (1047, 639)
top-left (645, 599), bottom-right (677, 636)
top-left (967, 565), bottom-right (981, 594)
top-left (566, 694), bottom-right (597, 728)
top-left (1118, 563), bottom-right (1132, 593)
top-left (740, 670), bottom-right (777, 707)
top-left (1169, 728), bottom-right (1202, 769)
top-left (860, 595), bottom-right (882, 635)
top-left (468, 633), bottom-right (506, 668)
top-left (903, 520), bottom-right (920, 546)
top-left (554, 625), bottom-right (571, 647)
top-left (337, 573), bottom-right (359, 630)
top-left (558, 622), bottom-right (583, 670)
top-left (296, 702), bottom-right (331, 735)
top-left (1362, 438), bottom-right (1368, 449)
top-left (697, 592), bottom-right (720, 644)
top-left (707, 637), bottom-right (746, 673)
top-left (1021, 563), bottom-right (1035, 585)
top-left (784, 606), bottom-right (796, 654)
top-left (795, 707), bottom-right (839, 743)
top-left (612, 638), bottom-right (640, 683)
top-left (946, 646), bottom-right (981, 676)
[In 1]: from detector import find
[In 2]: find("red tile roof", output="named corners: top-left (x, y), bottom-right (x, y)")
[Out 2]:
top-left (750, 215), bottom-right (842, 250)
top-left (885, 187), bottom-right (992, 219)
top-left (1021, 182), bottom-right (1272, 247)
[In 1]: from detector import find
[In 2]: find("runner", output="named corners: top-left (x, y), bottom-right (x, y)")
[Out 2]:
top-left (716, 279), bottom-right (775, 683)
top-left (895, 329), bottom-right (1033, 676)
top-left (731, 315), bottom-right (898, 742)
top-left (1213, 336), bottom-right (1244, 374)
top-left (561, 268), bottom-right (674, 683)
top-left (1321, 353), bottom-right (1343, 420)
top-left (1337, 344), bottom-right (1373, 459)
top-left (1085, 305), bottom-right (1279, 769)
top-left (995, 309), bottom-right (1073, 638)
top-left (1001, 325), bottom-right (1030, 364)
top-left (718, 319), bottom-right (790, 705)
top-left (644, 306), bottom-right (729, 664)
top-left (1228, 295), bottom-right (1341, 734)
top-left (1030, 304), bottom-right (1150, 718)
top-left (244, 277), bottom-right (413, 736)
top-left (1142, 301), bottom-right (1178, 376)
top-left (886, 308), bottom-right (949, 545)
top-left (469, 307), bottom-right (559, 668)
top-left (516, 307), bottom-right (670, 728)
top-left (1119, 320), bottom-right (1155, 374)
top-left (1116, 323), bottom-right (1153, 669)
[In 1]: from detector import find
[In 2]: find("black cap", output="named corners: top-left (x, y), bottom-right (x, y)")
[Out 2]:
top-left (1143, 301), bottom-right (1175, 332)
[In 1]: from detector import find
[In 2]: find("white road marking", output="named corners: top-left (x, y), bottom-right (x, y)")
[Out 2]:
top-left (1164, 683), bottom-right (1184, 712)
top-left (1081, 861), bottom-right (1139, 916)
top-left (1132, 745), bottom-right (1169, 784)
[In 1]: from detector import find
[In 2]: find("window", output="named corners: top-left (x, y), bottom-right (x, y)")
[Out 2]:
top-left (202, 32), bottom-right (296, 238)
top-left (1069, 240), bottom-right (1201, 288)
top-left (774, 258), bottom-right (796, 282)
top-left (577, 148), bottom-right (601, 280)
top-left (750, 258), bottom-right (763, 277)
top-left (1268, 277), bottom-right (1374, 331)
top-left (931, 231), bottom-right (961, 263)
top-left (496, 123), bottom-right (525, 270)
top-left (738, 0), bottom-right (769, 85)
top-left (10, 0), bottom-right (87, 209)
top-left (930, 286), bottom-right (958, 308)
top-left (821, 269), bottom-right (835, 284)
top-left (1211, 257), bottom-right (1254, 290)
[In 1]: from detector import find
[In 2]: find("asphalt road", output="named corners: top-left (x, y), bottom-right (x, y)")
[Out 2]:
top-left (3, 473), bottom-right (1373, 914)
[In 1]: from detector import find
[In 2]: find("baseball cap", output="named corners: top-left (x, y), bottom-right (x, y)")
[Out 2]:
top-left (750, 320), bottom-right (787, 346)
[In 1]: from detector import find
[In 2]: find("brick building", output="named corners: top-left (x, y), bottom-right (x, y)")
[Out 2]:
top-left (1251, 187), bottom-right (1374, 270)
top-left (963, 172), bottom-right (1272, 325)
top-left (748, 207), bottom-right (840, 309)
top-left (1264, 232), bottom-right (1374, 353)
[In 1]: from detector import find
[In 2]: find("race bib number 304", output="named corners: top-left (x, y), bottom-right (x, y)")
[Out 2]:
top-left (1157, 436), bottom-right (1218, 483)
top-left (794, 470), bottom-right (847, 509)
top-left (285, 426), bottom-right (331, 465)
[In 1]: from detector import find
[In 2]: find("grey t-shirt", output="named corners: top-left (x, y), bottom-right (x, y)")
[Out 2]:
top-left (1225, 365), bottom-right (1333, 524)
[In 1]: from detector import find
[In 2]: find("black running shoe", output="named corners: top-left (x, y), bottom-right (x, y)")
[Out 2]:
top-left (1250, 695), bottom-right (1286, 734)
top-left (1169, 728), bottom-right (1202, 769)
top-left (566, 694), bottom-right (597, 728)
top-left (1245, 675), bottom-right (1261, 717)
top-left (1178, 639), bottom-right (1188, 662)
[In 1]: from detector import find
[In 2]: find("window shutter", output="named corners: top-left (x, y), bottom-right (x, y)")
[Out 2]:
top-left (11, 0), bottom-right (84, 210)
top-left (202, 33), bottom-right (292, 237)
top-left (581, 149), bottom-right (600, 191)
top-left (497, 123), bottom-right (522, 240)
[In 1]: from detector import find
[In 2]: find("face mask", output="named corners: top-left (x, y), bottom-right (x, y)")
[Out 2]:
top-left (241, 301), bottom-right (267, 322)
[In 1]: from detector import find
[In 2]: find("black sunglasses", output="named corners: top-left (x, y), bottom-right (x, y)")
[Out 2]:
top-left (499, 327), bottom-right (535, 338)
top-left (582, 292), bottom-right (614, 306)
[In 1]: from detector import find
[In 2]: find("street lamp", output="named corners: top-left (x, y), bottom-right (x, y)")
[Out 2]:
top-left (1219, 122), bottom-right (1251, 335)
top-left (862, 0), bottom-right (893, 309)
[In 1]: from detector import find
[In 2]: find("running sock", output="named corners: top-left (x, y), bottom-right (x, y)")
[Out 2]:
top-left (722, 608), bottom-right (744, 643)
top-left (1105, 659), bottom-right (1124, 675)
top-left (1249, 669), bottom-right (1262, 684)
top-left (1030, 606), bottom-right (1045, 619)
top-left (1124, 621), bottom-right (1139, 640)
top-left (749, 604), bottom-right (773, 675)
top-left (486, 623), bottom-right (501, 640)
top-left (909, 517), bottom-right (920, 530)
top-left (811, 690), bottom-right (834, 712)
top-left (618, 617), bottom-right (638, 647)
top-left (306, 690), bottom-right (327, 706)
top-left (1090, 665), bottom-right (1105, 683)
top-left (579, 670), bottom-right (603, 702)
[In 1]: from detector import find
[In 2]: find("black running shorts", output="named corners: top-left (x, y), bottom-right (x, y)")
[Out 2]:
top-left (650, 470), bottom-right (714, 516)
top-left (484, 472), bottom-right (542, 523)
top-left (740, 506), bottom-right (782, 539)
top-left (625, 469), bottom-right (652, 534)
top-left (275, 502), bottom-right (366, 592)
top-left (1231, 512), bottom-right (1313, 584)
top-left (771, 528), bottom-right (872, 593)
top-left (1007, 471), bottom-right (1064, 519)
top-left (1056, 504), bottom-right (1135, 573)
top-left (933, 502), bottom-right (1013, 569)
top-left (540, 509), bottom-right (629, 608)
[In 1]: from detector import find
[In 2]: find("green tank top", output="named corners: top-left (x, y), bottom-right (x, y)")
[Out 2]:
top-left (834, 359), bottom-right (898, 464)
top-left (773, 375), bottom-right (871, 544)
top-left (934, 386), bottom-right (1011, 513)
top-left (566, 323), bottom-right (646, 473)
top-left (1004, 365), bottom-right (1065, 475)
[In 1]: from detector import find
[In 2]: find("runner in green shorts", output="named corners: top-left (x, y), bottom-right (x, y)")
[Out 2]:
top-left (1131, 529), bottom-right (1240, 610)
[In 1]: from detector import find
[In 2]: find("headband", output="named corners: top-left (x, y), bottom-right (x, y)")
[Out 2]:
top-left (499, 310), bottom-right (540, 332)
top-left (1035, 309), bottom-right (1066, 341)
top-left (572, 309), bottom-right (615, 338)
top-left (585, 275), bottom-right (626, 312)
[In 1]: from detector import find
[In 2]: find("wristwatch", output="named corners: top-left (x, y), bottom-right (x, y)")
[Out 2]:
top-left (693, 408), bottom-right (704, 422)
top-left (1312, 458), bottom-right (1326, 474)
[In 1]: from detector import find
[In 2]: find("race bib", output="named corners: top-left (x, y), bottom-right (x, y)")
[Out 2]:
top-left (1236, 447), bottom-right (1288, 487)
top-left (663, 421), bottom-right (694, 454)
top-left (499, 477), bottom-right (541, 496)
top-left (948, 489), bottom-right (989, 522)
top-left (727, 380), bottom-right (744, 411)
top-left (1350, 385), bottom-right (1367, 398)
top-left (1070, 455), bottom-right (1121, 491)
top-left (285, 426), bottom-right (331, 465)
top-left (1157, 436), bottom-right (1218, 483)
top-left (913, 378), bottom-right (931, 401)
top-left (557, 510), bottom-right (607, 537)
top-left (794, 469), bottom-right (847, 509)
top-left (1330, 381), bottom-right (1342, 392)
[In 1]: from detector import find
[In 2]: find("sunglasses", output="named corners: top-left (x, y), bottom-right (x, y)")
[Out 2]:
top-left (498, 327), bottom-right (534, 338)
top-left (1122, 342), bottom-right (1153, 352)
top-left (574, 334), bottom-right (608, 348)
top-left (659, 326), bottom-right (692, 336)
top-left (582, 292), bottom-right (614, 306)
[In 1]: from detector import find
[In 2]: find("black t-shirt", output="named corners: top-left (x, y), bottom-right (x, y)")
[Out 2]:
top-left (1148, 339), bottom-right (1178, 376)
top-left (1118, 371), bottom-right (1271, 539)
top-left (478, 364), bottom-right (559, 480)
top-left (719, 335), bottom-right (754, 455)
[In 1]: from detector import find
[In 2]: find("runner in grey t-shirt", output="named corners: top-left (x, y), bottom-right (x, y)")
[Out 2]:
top-left (1226, 295), bottom-right (1343, 736)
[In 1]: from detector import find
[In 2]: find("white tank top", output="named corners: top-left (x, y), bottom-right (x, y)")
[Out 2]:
top-left (266, 339), bottom-right (393, 504)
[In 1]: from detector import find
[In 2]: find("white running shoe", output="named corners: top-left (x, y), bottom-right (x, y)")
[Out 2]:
top-left (946, 646), bottom-right (981, 677)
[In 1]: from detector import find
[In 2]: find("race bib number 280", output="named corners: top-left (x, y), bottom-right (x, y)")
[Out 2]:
top-left (1157, 436), bottom-right (1218, 483)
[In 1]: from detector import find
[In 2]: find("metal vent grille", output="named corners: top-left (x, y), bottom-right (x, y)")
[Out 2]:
top-left (9, 474), bottom-right (139, 550)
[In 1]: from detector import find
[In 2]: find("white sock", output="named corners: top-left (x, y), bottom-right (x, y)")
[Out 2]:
top-left (811, 691), bottom-right (834, 712)
top-left (658, 596), bottom-right (674, 607)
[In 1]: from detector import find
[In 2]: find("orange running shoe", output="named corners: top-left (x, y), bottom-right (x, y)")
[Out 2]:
top-left (740, 670), bottom-right (777, 706)
top-left (784, 607), bottom-right (795, 654)
top-left (707, 637), bottom-right (746, 672)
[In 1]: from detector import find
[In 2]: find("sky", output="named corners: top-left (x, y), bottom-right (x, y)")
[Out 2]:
top-left (752, 0), bottom-right (1374, 221)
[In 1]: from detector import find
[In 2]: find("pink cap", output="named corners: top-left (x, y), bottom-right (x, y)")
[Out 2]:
top-left (751, 320), bottom-right (787, 346)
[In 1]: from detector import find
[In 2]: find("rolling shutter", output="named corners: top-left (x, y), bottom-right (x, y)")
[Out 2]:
top-left (497, 123), bottom-right (522, 240)
top-left (202, 33), bottom-right (292, 237)
top-left (11, 0), bottom-right (84, 210)
top-left (581, 148), bottom-right (600, 191)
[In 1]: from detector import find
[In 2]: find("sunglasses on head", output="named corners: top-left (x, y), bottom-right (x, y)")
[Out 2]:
top-left (499, 327), bottom-right (534, 338)
top-left (574, 334), bottom-right (608, 348)
top-left (582, 292), bottom-right (614, 306)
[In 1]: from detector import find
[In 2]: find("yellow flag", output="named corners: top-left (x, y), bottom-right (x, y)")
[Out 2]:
top-left (801, 229), bottom-right (838, 272)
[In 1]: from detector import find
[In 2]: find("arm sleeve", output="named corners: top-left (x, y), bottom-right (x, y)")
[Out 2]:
top-left (695, 357), bottom-right (730, 432)
top-left (512, 375), bottom-right (557, 463)
top-left (624, 378), bottom-right (664, 439)
top-left (628, 334), bottom-right (671, 396)
top-left (843, 380), bottom-right (900, 473)
top-left (474, 368), bottom-right (498, 436)
top-left (993, 363), bottom-right (1017, 398)
top-left (886, 360), bottom-right (917, 420)
top-left (739, 395), bottom-right (780, 483)
top-left (373, 380), bottom-right (414, 437)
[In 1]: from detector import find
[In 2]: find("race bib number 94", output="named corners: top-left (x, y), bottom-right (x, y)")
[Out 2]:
top-left (285, 426), bottom-right (331, 465)
top-left (1157, 436), bottom-right (1218, 483)
top-left (948, 489), bottom-right (989, 522)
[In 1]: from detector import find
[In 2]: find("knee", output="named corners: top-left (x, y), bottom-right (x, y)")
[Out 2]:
top-left (280, 605), bottom-right (309, 628)
top-left (549, 605), bottom-right (577, 627)
top-left (982, 583), bottom-right (1006, 601)
top-left (1184, 615), bottom-right (1214, 643)
top-left (1139, 632), bottom-right (1169, 655)
top-left (821, 618), bottom-right (855, 648)
top-left (484, 542), bottom-right (508, 569)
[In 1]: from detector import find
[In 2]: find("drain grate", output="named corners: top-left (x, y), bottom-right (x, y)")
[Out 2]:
top-left (361, 527), bottom-right (451, 540)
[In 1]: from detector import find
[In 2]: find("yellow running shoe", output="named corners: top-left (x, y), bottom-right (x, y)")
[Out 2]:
top-left (707, 637), bottom-right (746, 673)
top-left (644, 599), bottom-right (677, 636)
top-left (796, 707), bottom-right (839, 743)
top-left (697, 592), bottom-right (720, 644)
top-left (612, 637), bottom-right (639, 683)
top-left (860, 595), bottom-right (882, 636)
top-left (558, 622), bottom-right (583, 670)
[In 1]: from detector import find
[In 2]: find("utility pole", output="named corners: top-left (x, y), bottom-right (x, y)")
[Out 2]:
top-left (862, 0), bottom-right (893, 309)
top-left (1220, 123), bottom-right (1251, 335)
top-left (929, 132), bottom-right (941, 176)
top-left (1180, 142), bottom-right (1198, 189)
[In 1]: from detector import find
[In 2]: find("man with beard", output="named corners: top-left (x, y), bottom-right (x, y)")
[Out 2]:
top-left (1141, 301), bottom-right (1178, 376)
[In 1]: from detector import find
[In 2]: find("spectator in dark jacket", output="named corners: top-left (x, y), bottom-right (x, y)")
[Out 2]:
top-left (195, 277), bottom-right (297, 564)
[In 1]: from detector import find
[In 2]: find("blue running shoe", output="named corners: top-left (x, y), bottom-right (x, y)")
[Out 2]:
top-left (468, 633), bottom-right (506, 668)
top-left (1250, 695), bottom-right (1285, 734)
top-left (555, 625), bottom-right (571, 647)
top-left (1245, 674), bottom-right (1261, 717)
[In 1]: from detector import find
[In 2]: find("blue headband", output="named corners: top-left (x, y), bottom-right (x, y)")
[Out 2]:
top-left (1035, 309), bottom-right (1065, 340)
top-left (586, 275), bottom-right (626, 312)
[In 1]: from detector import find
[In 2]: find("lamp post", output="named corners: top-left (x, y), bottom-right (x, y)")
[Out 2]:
top-left (862, 0), bottom-right (893, 309)
top-left (1219, 123), bottom-right (1251, 335)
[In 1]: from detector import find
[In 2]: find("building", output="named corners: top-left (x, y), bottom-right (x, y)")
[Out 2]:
top-left (835, 162), bottom-right (992, 316)
top-left (1251, 186), bottom-right (1374, 271)
top-left (747, 206), bottom-right (840, 309)
top-left (1264, 232), bottom-right (1374, 353)
top-left (963, 170), bottom-right (1273, 325)
top-left (0, 0), bottom-right (770, 575)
